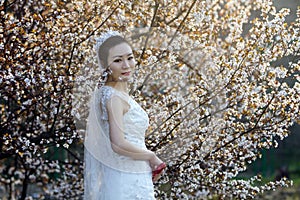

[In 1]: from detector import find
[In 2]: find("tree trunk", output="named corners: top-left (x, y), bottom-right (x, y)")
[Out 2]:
top-left (20, 173), bottom-right (28, 200)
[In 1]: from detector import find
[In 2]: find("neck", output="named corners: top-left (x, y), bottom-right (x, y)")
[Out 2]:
top-left (105, 81), bottom-right (129, 93)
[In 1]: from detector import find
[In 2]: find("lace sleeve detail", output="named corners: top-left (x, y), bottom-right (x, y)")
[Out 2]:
top-left (97, 86), bottom-right (113, 120)
top-left (97, 86), bottom-right (130, 120)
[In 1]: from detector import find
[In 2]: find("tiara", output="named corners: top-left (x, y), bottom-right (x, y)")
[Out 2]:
top-left (94, 30), bottom-right (122, 69)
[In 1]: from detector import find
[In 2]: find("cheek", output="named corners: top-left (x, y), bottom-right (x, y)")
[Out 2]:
top-left (129, 60), bottom-right (136, 67)
top-left (109, 63), bottom-right (119, 72)
top-left (110, 64), bottom-right (121, 74)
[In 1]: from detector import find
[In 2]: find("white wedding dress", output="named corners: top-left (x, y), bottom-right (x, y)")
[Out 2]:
top-left (84, 85), bottom-right (155, 200)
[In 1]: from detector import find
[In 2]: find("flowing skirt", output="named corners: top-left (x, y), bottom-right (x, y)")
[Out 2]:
top-left (84, 150), bottom-right (155, 200)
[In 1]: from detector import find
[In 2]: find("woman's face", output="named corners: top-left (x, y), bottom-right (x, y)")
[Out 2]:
top-left (107, 42), bottom-right (135, 82)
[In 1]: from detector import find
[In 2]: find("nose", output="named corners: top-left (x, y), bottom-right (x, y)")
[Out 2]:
top-left (122, 60), bottom-right (130, 68)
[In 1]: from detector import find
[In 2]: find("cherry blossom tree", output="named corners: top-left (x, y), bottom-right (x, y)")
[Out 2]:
top-left (1, 0), bottom-right (299, 199)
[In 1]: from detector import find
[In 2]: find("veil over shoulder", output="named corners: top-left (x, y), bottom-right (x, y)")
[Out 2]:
top-left (84, 86), bottom-right (151, 172)
top-left (84, 86), bottom-right (155, 200)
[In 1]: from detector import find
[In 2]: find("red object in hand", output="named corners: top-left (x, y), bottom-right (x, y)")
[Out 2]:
top-left (152, 162), bottom-right (166, 181)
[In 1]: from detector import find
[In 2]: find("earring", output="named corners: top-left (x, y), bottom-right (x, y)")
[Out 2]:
top-left (106, 67), bottom-right (112, 75)
top-left (97, 67), bottom-right (112, 88)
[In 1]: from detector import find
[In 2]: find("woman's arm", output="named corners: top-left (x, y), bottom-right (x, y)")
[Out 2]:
top-left (106, 96), bottom-right (162, 167)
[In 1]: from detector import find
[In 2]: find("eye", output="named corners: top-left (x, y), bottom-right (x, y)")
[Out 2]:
top-left (128, 56), bottom-right (134, 60)
top-left (114, 59), bottom-right (122, 63)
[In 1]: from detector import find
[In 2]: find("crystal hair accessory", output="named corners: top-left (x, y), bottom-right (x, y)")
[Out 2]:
top-left (97, 67), bottom-right (112, 88)
top-left (94, 30), bottom-right (122, 69)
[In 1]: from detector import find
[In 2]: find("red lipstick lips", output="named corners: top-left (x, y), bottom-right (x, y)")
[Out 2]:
top-left (121, 71), bottom-right (131, 76)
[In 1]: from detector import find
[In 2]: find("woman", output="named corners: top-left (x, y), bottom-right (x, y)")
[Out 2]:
top-left (84, 31), bottom-right (166, 200)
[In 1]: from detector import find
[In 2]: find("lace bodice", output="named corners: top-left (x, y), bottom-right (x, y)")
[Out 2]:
top-left (84, 85), bottom-right (151, 173)
top-left (98, 86), bottom-right (149, 145)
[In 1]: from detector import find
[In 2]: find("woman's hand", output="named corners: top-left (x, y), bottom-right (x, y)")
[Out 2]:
top-left (149, 153), bottom-right (166, 182)
top-left (149, 153), bottom-right (163, 170)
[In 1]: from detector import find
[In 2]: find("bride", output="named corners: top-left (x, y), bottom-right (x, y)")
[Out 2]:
top-left (84, 31), bottom-right (166, 200)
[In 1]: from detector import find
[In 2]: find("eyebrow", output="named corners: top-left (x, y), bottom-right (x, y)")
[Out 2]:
top-left (113, 53), bottom-right (133, 58)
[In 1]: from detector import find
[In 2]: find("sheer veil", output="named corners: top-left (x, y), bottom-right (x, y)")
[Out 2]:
top-left (84, 89), bottom-right (112, 166)
top-left (83, 88), bottom-right (110, 199)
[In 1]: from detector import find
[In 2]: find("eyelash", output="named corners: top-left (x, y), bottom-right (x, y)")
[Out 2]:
top-left (114, 59), bottom-right (122, 63)
top-left (114, 57), bottom-right (134, 63)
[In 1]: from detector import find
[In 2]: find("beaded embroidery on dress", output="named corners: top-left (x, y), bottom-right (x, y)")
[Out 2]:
top-left (84, 86), bottom-right (155, 200)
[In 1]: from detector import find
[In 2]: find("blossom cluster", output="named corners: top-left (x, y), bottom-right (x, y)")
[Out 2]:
top-left (0, 0), bottom-right (299, 199)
